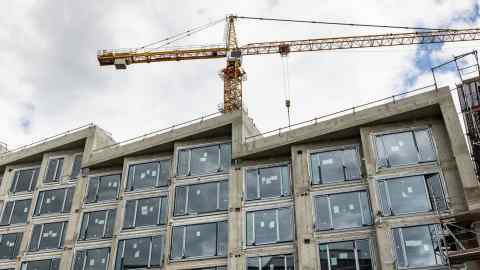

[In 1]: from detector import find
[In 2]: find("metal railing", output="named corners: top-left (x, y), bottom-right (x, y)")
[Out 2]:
top-left (92, 111), bottom-right (223, 153)
top-left (245, 83), bottom-right (437, 142)
top-left (0, 123), bottom-right (96, 158)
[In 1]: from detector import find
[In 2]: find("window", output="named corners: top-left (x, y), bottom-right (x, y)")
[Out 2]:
top-left (246, 207), bottom-right (294, 246)
top-left (115, 236), bottom-right (164, 270)
top-left (310, 147), bottom-right (361, 185)
top-left (127, 160), bottom-right (170, 191)
top-left (45, 158), bottom-right (64, 183)
top-left (188, 267), bottom-right (226, 270)
top-left (247, 254), bottom-right (294, 270)
top-left (393, 224), bottom-right (445, 268)
top-left (21, 259), bottom-right (60, 270)
top-left (378, 174), bottom-right (447, 216)
top-left (10, 167), bottom-right (39, 193)
top-left (174, 180), bottom-right (228, 216)
top-left (319, 239), bottom-right (373, 270)
top-left (171, 221), bottom-right (227, 259)
top-left (375, 129), bottom-right (436, 169)
top-left (85, 174), bottom-right (121, 203)
top-left (0, 233), bottom-right (22, 259)
top-left (123, 197), bottom-right (167, 229)
top-left (177, 143), bottom-right (231, 177)
top-left (246, 164), bottom-right (291, 201)
top-left (79, 209), bottom-right (116, 241)
top-left (0, 199), bottom-right (31, 225)
top-left (314, 191), bottom-right (372, 231)
top-left (34, 187), bottom-right (74, 216)
top-left (73, 248), bottom-right (110, 270)
top-left (71, 155), bottom-right (83, 179)
top-left (29, 221), bottom-right (67, 251)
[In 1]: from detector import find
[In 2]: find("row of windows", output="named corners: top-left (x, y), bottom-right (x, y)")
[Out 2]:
top-left (12, 223), bottom-right (445, 269)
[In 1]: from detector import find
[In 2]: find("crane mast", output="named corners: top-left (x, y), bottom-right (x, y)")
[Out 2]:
top-left (97, 15), bottom-right (480, 112)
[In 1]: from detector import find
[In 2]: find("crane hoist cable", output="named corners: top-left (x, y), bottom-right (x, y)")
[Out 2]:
top-left (281, 54), bottom-right (292, 128)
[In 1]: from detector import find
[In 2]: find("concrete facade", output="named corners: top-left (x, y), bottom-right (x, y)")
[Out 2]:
top-left (0, 86), bottom-right (479, 270)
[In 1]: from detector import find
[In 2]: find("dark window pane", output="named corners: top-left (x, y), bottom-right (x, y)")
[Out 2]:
top-left (35, 188), bottom-right (74, 216)
top-left (185, 223), bottom-right (216, 257)
top-left (286, 254), bottom-right (295, 270)
top-left (385, 176), bottom-right (431, 215)
top-left (29, 224), bottom-right (42, 251)
top-left (343, 148), bottom-right (362, 180)
top-left (248, 255), bottom-right (294, 270)
top-left (188, 182), bottom-right (218, 214)
top-left (253, 210), bottom-right (277, 245)
top-left (71, 155), bottom-right (83, 179)
top-left (38, 222), bottom-right (65, 250)
top-left (123, 200), bottom-right (136, 229)
top-left (22, 259), bottom-right (60, 270)
top-left (400, 226), bottom-right (438, 267)
top-left (170, 226), bottom-right (184, 259)
top-left (319, 244), bottom-right (329, 270)
top-left (45, 158), bottom-right (64, 183)
top-left (190, 145), bottom-right (220, 176)
top-left (127, 160), bottom-right (169, 191)
top-left (359, 192), bottom-right (373, 226)
top-left (311, 147), bottom-right (361, 185)
top-left (80, 210), bottom-right (115, 240)
top-left (159, 197), bottom-right (168, 225)
top-left (329, 241), bottom-right (356, 270)
top-left (331, 192), bottom-right (364, 229)
top-left (315, 196), bottom-right (332, 230)
top-left (217, 221), bottom-right (228, 256)
top-left (75, 248), bottom-right (110, 270)
top-left (97, 175), bottom-right (120, 202)
top-left (261, 256), bottom-right (284, 270)
top-left (10, 199), bottom-right (33, 225)
top-left (150, 236), bottom-right (164, 267)
top-left (64, 187), bottom-right (74, 213)
top-left (135, 197), bottom-right (160, 227)
top-left (0, 233), bottom-right (22, 259)
top-left (177, 149), bottom-right (189, 176)
top-left (105, 210), bottom-right (115, 237)
top-left (415, 130), bottom-right (436, 162)
top-left (220, 143), bottom-right (231, 172)
top-left (378, 181), bottom-right (391, 216)
top-left (11, 168), bottom-right (38, 193)
top-left (73, 249), bottom-right (86, 270)
top-left (174, 186), bottom-right (187, 216)
top-left (258, 166), bottom-right (282, 198)
top-left (245, 169), bottom-right (259, 201)
top-left (219, 181), bottom-right (229, 210)
top-left (123, 238), bottom-right (149, 268)
top-left (86, 177), bottom-right (99, 203)
top-left (246, 212), bottom-right (254, 246)
top-left (248, 257), bottom-right (260, 270)
top-left (357, 239), bottom-right (372, 270)
top-left (426, 174), bottom-right (448, 211)
top-left (379, 132), bottom-right (418, 167)
top-left (278, 208), bottom-right (294, 242)
top-left (0, 201), bottom-right (14, 225)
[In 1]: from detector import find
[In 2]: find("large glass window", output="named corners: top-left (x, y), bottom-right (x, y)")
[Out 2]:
top-left (246, 164), bottom-right (291, 201)
top-left (126, 160), bottom-right (170, 191)
top-left (21, 259), bottom-right (60, 270)
top-left (79, 209), bottom-right (116, 241)
top-left (123, 197), bottom-right (168, 229)
top-left (171, 221), bottom-right (227, 259)
top-left (85, 174), bottom-right (120, 203)
top-left (378, 174), bottom-right (447, 216)
top-left (247, 254), bottom-right (295, 270)
top-left (319, 239), bottom-right (373, 270)
top-left (45, 157), bottom-right (64, 183)
top-left (188, 268), bottom-right (226, 270)
top-left (174, 180), bottom-right (228, 216)
top-left (0, 199), bottom-right (31, 225)
top-left (246, 207), bottom-right (294, 246)
top-left (10, 167), bottom-right (39, 193)
top-left (177, 143), bottom-right (231, 177)
top-left (310, 147), bottom-right (361, 185)
top-left (34, 187), bottom-right (74, 216)
top-left (29, 221), bottom-right (67, 251)
top-left (393, 224), bottom-right (445, 268)
top-left (314, 191), bottom-right (372, 231)
top-left (0, 232), bottom-right (22, 260)
top-left (375, 129), bottom-right (436, 169)
top-left (71, 154), bottom-right (83, 180)
top-left (73, 248), bottom-right (110, 270)
top-left (114, 236), bottom-right (164, 270)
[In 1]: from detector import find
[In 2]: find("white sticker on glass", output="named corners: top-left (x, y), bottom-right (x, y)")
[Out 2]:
top-left (152, 170), bottom-right (157, 177)
top-left (407, 187), bottom-right (413, 193)
top-left (405, 240), bottom-right (422, 246)
top-left (391, 146), bottom-right (400, 152)
top-left (46, 198), bottom-right (51, 204)
top-left (331, 257), bottom-right (338, 266)
top-left (89, 259), bottom-right (95, 266)
top-left (260, 221), bottom-right (265, 228)
top-left (196, 231), bottom-right (201, 237)
top-left (24, 207), bottom-right (28, 213)
top-left (348, 204), bottom-right (355, 210)
top-left (141, 206), bottom-right (148, 215)
top-left (333, 205), bottom-right (340, 214)
top-left (199, 157), bottom-right (207, 162)
top-left (196, 189), bottom-right (201, 195)
top-left (140, 173), bottom-right (146, 179)
top-left (133, 243), bottom-right (138, 249)
top-left (146, 170), bottom-right (151, 175)
top-left (339, 253), bottom-right (348, 259)
top-left (398, 141), bottom-right (404, 146)
top-left (322, 159), bottom-right (334, 165)
top-left (112, 181), bottom-right (117, 187)
top-left (423, 244), bottom-right (431, 251)
top-left (401, 192), bottom-right (408, 198)
top-left (268, 221), bottom-right (275, 229)
top-left (134, 250), bottom-right (140, 258)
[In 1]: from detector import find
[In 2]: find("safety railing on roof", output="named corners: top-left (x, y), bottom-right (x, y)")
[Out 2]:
top-left (245, 84), bottom-right (438, 142)
top-left (0, 123), bottom-right (96, 158)
top-left (92, 111), bottom-right (223, 153)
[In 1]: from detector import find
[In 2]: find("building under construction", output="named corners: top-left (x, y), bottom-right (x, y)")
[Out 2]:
top-left (0, 77), bottom-right (479, 270)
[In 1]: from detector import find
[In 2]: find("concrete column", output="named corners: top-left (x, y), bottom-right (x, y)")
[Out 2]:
top-left (228, 165), bottom-right (245, 270)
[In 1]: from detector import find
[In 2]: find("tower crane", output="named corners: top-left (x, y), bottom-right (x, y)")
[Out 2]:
top-left (97, 15), bottom-right (480, 113)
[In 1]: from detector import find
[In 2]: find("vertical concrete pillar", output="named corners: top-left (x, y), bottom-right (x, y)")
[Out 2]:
top-left (228, 165), bottom-right (245, 270)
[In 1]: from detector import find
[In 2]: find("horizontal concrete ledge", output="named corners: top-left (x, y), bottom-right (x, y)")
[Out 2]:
top-left (234, 87), bottom-right (451, 159)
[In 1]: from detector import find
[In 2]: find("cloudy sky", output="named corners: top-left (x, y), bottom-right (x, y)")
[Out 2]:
top-left (1, 0), bottom-right (480, 149)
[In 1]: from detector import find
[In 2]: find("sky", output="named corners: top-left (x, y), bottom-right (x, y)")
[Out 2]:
top-left (1, 0), bottom-right (480, 149)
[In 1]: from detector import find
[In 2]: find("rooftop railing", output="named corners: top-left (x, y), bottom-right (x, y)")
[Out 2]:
top-left (245, 83), bottom-right (438, 142)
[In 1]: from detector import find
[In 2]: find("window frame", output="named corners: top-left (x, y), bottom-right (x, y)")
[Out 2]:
top-left (312, 190), bottom-right (373, 232)
top-left (0, 199), bottom-right (32, 226)
top-left (85, 173), bottom-right (121, 204)
top-left (373, 128), bottom-right (438, 170)
top-left (10, 166), bottom-right (40, 194)
top-left (78, 209), bottom-right (116, 241)
top-left (122, 196), bottom-right (168, 230)
top-left (308, 144), bottom-right (363, 186)
top-left (0, 232), bottom-right (23, 260)
top-left (318, 238), bottom-right (376, 270)
top-left (244, 162), bottom-right (292, 202)
top-left (29, 221), bottom-right (67, 252)
top-left (115, 235), bottom-right (165, 269)
top-left (125, 158), bottom-right (171, 192)
top-left (245, 206), bottom-right (295, 247)
top-left (392, 223), bottom-right (445, 269)
top-left (33, 186), bottom-right (74, 217)
top-left (170, 220), bottom-right (228, 260)
top-left (246, 253), bottom-right (295, 270)
top-left (70, 154), bottom-right (83, 180)
top-left (73, 247), bottom-right (111, 270)
top-left (377, 172), bottom-right (448, 217)
top-left (21, 258), bottom-right (61, 270)
top-left (173, 179), bottom-right (229, 217)
top-left (176, 142), bottom-right (231, 178)
top-left (44, 156), bottom-right (65, 183)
